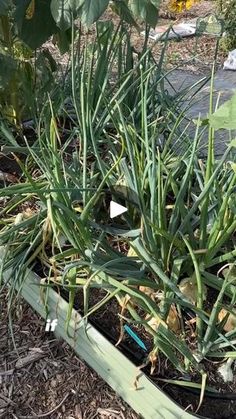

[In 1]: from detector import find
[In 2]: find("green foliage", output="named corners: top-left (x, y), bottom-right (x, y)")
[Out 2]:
top-left (16, 0), bottom-right (58, 49)
top-left (15, 0), bottom-right (161, 50)
top-left (80, 0), bottom-right (110, 26)
top-left (209, 92), bottom-right (236, 130)
top-left (129, 0), bottom-right (160, 27)
top-left (0, 53), bottom-right (17, 87)
top-left (0, 1), bottom-right (59, 123)
top-left (1, 25), bottom-right (236, 386)
top-left (50, 0), bottom-right (84, 30)
top-left (0, 0), bottom-right (9, 15)
top-left (216, 0), bottom-right (236, 50)
top-left (0, 0), bottom-right (161, 124)
top-left (1, 2), bottom-right (236, 401)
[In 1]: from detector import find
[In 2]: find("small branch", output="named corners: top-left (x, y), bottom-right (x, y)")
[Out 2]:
top-left (13, 392), bottom-right (70, 419)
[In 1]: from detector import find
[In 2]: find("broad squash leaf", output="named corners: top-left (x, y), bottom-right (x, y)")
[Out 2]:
top-left (111, 0), bottom-right (139, 30)
top-left (15, 0), bottom-right (58, 49)
top-left (0, 53), bottom-right (17, 89)
top-left (81, 0), bottom-right (109, 26)
top-left (130, 0), bottom-right (160, 27)
top-left (13, 0), bottom-right (32, 28)
top-left (51, 0), bottom-right (84, 31)
top-left (53, 27), bottom-right (72, 54)
top-left (231, 139), bottom-right (236, 148)
top-left (209, 92), bottom-right (236, 130)
top-left (0, 0), bottom-right (10, 15)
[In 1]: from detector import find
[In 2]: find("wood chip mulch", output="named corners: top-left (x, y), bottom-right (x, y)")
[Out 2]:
top-left (0, 292), bottom-right (139, 419)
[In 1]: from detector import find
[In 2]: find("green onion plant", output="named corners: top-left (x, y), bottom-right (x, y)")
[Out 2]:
top-left (0, 21), bottom-right (236, 400)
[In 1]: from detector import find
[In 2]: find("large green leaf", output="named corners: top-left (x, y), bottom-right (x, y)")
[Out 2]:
top-left (111, 0), bottom-right (139, 29)
top-left (13, 0), bottom-right (32, 27)
top-left (129, 0), bottom-right (160, 27)
top-left (0, 53), bottom-right (17, 88)
top-left (0, 0), bottom-right (10, 15)
top-left (15, 0), bottom-right (58, 49)
top-left (51, 0), bottom-right (84, 31)
top-left (81, 0), bottom-right (109, 26)
top-left (209, 92), bottom-right (236, 130)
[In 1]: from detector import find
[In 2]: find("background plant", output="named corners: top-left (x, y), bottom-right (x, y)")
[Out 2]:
top-left (216, 0), bottom-right (236, 50)
top-left (0, 1), bottom-right (59, 124)
top-left (0, 0), bottom-right (205, 126)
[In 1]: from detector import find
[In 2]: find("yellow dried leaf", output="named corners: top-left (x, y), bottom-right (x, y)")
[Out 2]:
top-left (139, 286), bottom-right (155, 299)
top-left (73, 205), bottom-right (83, 213)
top-left (147, 315), bottom-right (160, 331)
top-left (167, 305), bottom-right (181, 333)
top-left (127, 247), bottom-right (137, 257)
top-left (25, 0), bottom-right (35, 20)
top-left (147, 305), bottom-right (180, 333)
top-left (218, 308), bottom-right (236, 332)
top-left (119, 294), bottom-right (132, 309)
top-left (179, 276), bottom-right (207, 305)
top-left (23, 207), bottom-right (35, 217)
top-left (149, 349), bottom-right (158, 375)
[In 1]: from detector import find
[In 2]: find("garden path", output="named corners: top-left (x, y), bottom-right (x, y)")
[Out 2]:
top-left (167, 69), bottom-right (236, 156)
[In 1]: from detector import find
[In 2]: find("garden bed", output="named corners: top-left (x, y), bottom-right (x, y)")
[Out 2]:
top-left (1, 85), bottom-right (236, 419)
top-left (1, 5), bottom-right (236, 419)
top-left (2, 253), bottom-right (236, 419)
top-left (66, 288), bottom-right (236, 419)
top-left (0, 255), bottom-right (198, 419)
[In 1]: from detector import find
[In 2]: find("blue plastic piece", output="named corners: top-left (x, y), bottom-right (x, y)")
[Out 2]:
top-left (124, 324), bottom-right (147, 351)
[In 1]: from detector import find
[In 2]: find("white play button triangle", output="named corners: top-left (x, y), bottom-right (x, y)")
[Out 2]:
top-left (110, 201), bottom-right (127, 218)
